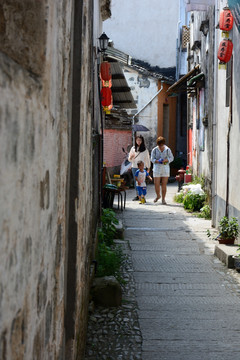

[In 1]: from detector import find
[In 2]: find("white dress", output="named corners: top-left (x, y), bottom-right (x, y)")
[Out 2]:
top-left (151, 145), bottom-right (174, 177)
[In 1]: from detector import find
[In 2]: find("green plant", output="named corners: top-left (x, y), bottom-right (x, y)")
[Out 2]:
top-left (218, 216), bottom-right (239, 239)
top-left (235, 245), bottom-right (240, 258)
top-left (189, 175), bottom-right (205, 190)
top-left (98, 208), bottom-right (119, 246)
top-left (206, 229), bottom-right (211, 238)
top-left (174, 192), bottom-right (184, 203)
top-left (198, 205), bottom-right (211, 219)
top-left (206, 229), bottom-right (219, 241)
top-left (96, 242), bottom-right (125, 283)
top-left (183, 193), bottom-right (206, 212)
top-left (96, 208), bottom-right (126, 282)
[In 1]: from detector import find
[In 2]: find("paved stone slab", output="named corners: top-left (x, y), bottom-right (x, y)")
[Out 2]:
top-left (138, 306), bottom-right (240, 320)
top-left (119, 183), bottom-right (240, 359)
top-left (133, 271), bottom-right (225, 284)
top-left (130, 243), bottom-right (199, 253)
top-left (142, 342), bottom-right (240, 360)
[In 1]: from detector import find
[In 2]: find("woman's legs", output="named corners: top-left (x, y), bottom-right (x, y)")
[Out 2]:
top-left (154, 177), bottom-right (161, 202)
top-left (161, 177), bottom-right (168, 203)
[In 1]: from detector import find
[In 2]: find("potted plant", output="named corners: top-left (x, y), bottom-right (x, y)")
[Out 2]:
top-left (217, 216), bottom-right (239, 245)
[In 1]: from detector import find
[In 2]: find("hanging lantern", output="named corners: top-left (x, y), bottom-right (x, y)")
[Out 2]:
top-left (101, 87), bottom-right (112, 107)
top-left (100, 62), bottom-right (111, 81)
top-left (100, 61), bottom-right (112, 88)
top-left (103, 104), bottom-right (113, 114)
top-left (101, 78), bottom-right (112, 88)
top-left (219, 7), bottom-right (233, 32)
top-left (217, 39), bottom-right (233, 63)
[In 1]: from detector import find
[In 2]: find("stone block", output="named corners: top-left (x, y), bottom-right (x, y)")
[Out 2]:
top-left (214, 244), bottom-right (239, 268)
top-left (115, 220), bottom-right (124, 239)
top-left (91, 276), bottom-right (122, 307)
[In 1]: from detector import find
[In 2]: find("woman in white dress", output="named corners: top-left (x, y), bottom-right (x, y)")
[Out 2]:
top-left (151, 136), bottom-right (174, 204)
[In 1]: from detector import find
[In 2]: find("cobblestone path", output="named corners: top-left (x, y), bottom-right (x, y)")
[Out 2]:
top-left (84, 239), bottom-right (142, 360)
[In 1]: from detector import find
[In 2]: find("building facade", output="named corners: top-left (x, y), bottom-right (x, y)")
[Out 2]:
top-left (171, 0), bottom-right (240, 228)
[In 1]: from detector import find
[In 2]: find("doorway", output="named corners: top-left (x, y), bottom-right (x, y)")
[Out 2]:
top-left (163, 104), bottom-right (169, 143)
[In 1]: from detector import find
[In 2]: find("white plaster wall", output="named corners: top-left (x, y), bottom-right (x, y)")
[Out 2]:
top-left (215, 70), bottom-right (228, 198)
top-left (123, 66), bottom-right (159, 151)
top-left (214, 0), bottom-right (240, 222)
top-left (228, 23), bottom-right (240, 216)
top-left (103, 0), bottom-right (179, 67)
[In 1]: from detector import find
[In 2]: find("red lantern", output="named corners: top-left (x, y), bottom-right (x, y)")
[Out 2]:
top-left (217, 39), bottom-right (233, 63)
top-left (101, 87), bottom-right (112, 107)
top-left (103, 104), bottom-right (113, 114)
top-left (219, 7), bottom-right (233, 32)
top-left (100, 62), bottom-right (111, 81)
top-left (101, 78), bottom-right (112, 88)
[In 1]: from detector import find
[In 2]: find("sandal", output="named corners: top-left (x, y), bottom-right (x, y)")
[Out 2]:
top-left (154, 197), bottom-right (160, 203)
top-left (162, 199), bottom-right (167, 205)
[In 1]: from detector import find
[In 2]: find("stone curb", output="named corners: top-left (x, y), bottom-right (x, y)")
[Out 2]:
top-left (214, 244), bottom-right (239, 268)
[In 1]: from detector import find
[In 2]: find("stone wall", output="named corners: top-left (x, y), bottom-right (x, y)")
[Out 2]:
top-left (0, 0), bottom-right (104, 359)
top-left (0, 0), bottom-right (46, 75)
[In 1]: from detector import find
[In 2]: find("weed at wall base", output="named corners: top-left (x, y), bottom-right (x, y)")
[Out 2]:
top-left (96, 208), bottom-right (125, 283)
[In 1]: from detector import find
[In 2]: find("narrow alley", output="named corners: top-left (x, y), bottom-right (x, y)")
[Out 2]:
top-left (86, 183), bottom-right (240, 360)
top-left (2, 1), bottom-right (240, 359)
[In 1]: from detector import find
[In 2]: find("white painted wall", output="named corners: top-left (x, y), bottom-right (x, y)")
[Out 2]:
top-left (215, 6), bottom-right (240, 221)
top-left (104, 0), bottom-right (179, 68)
top-left (123, 66), bottom-right (159, 151)
top-left (229, 24), bottom-right (240, 216)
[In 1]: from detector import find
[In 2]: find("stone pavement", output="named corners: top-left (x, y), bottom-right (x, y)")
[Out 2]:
top-left (119, 183), bottom-right (240, 360)
top-left (85, 182), bottom-right (240, 360)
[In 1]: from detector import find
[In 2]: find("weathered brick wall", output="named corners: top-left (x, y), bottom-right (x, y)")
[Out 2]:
top-left (0, 0), bottom-right (102, 359)
top-left (103, 129), bottom-right (132, 168)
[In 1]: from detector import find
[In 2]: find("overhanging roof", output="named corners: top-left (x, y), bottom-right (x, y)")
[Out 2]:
top-left (167, 65), bottom-right (201, 96)
top-left (105, 56), bottom-right (136, 110)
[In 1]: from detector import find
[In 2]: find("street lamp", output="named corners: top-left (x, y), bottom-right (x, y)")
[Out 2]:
top-left (98, 32), bottom-right (109, 53)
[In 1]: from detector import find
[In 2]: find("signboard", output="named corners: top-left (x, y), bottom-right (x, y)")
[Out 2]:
top-left (229, 0), bottom-right (240, 32)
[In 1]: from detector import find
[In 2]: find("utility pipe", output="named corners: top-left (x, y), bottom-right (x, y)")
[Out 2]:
top-left (211, 0), bottom-right (219, 227)
top-left (225, 56), bottom-right (233, 218)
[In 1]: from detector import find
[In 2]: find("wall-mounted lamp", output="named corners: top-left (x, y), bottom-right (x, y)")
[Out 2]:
top-left (98, 32), bottom-right (109, 53)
